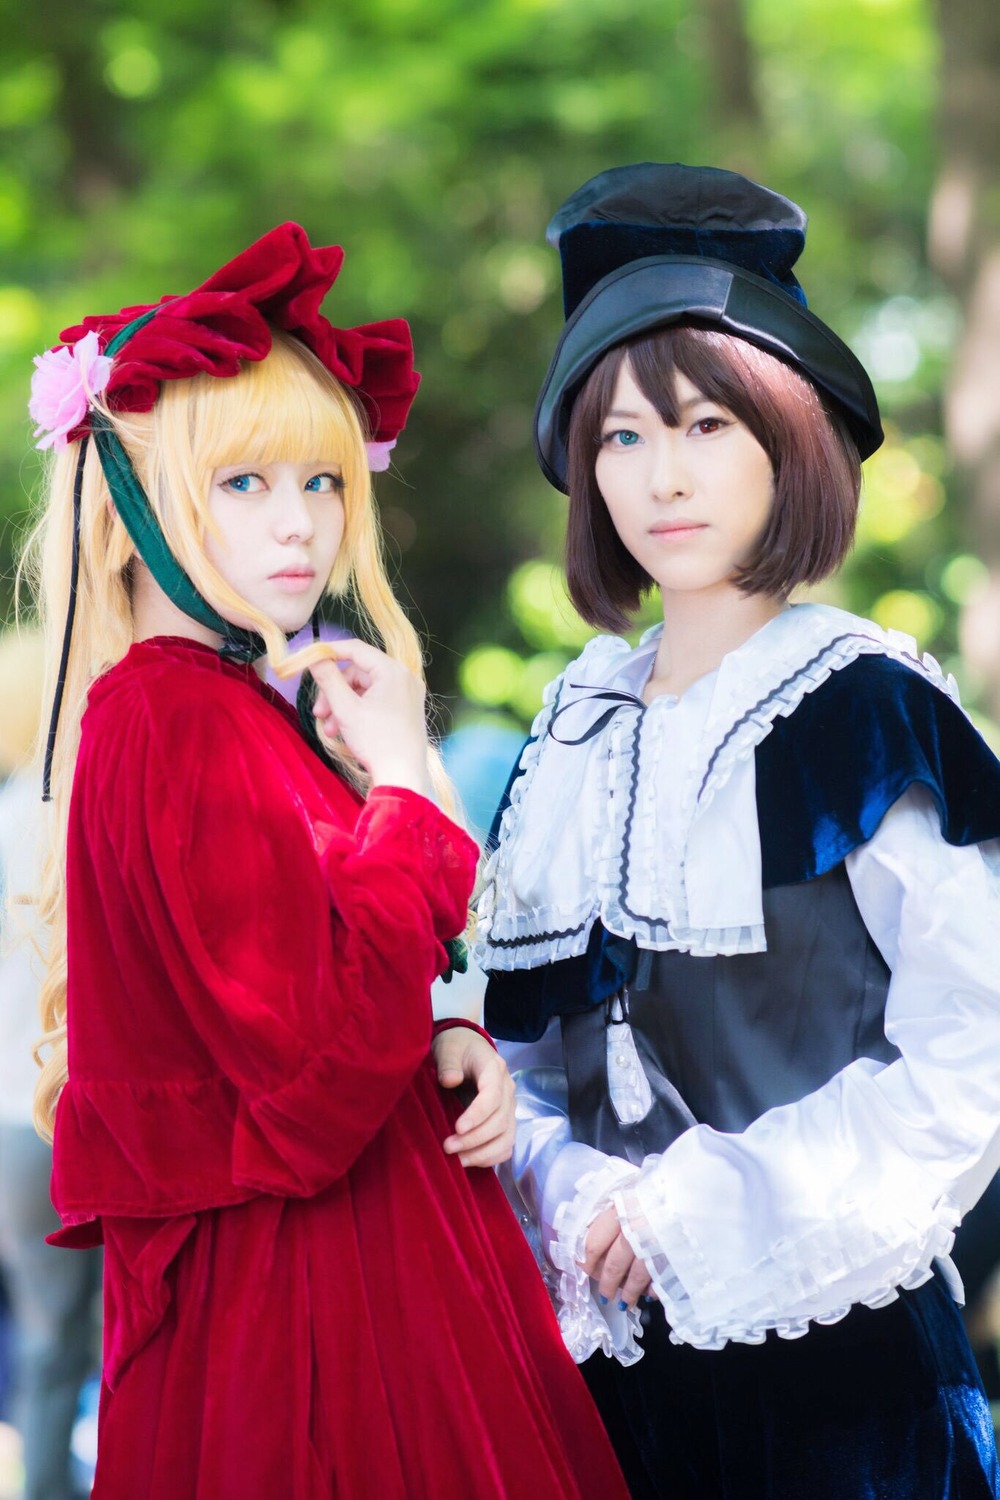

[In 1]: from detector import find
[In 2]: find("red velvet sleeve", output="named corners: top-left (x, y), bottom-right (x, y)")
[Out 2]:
top-left (75, 676), bottom-right (477, 1199)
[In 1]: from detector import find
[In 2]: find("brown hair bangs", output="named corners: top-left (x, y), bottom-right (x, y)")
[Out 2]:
top-left (565, 325), bottom-right (863, 633)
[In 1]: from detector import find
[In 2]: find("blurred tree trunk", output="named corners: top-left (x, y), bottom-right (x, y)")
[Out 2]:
top-left (701, 0), bottom-right (759, 127)
top-left (929, 0), bottom-right (1000, 716)
top-left (697, 0), bottom-right (764, 173)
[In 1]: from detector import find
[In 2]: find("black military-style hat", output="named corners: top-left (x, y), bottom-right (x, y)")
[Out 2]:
top-left (534, 162), bottom-right (883, 492)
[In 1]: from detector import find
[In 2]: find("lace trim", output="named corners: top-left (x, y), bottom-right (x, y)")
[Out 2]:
top-left (476, 608), bottom-right (961, 970)
top-left (474, 636), bottom-right (627, 970)
top-left (614, 1176), bottom-right (962, 1352)
top-left (583, 676), bottom-right (767, 956)
top-left (549, 1156), bottom-right (645, 1366)
top-left (696, 627), bottom-right (958, 815)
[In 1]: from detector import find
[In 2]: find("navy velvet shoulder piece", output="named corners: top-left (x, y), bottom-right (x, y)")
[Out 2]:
top-left (486, 921), bottom-right (633, 1043)
top-left (756, 653), bottom-right (1000, 888)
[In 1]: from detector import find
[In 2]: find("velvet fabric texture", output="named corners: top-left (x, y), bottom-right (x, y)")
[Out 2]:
top-left (533, 163), bottom-right (883, 490)
top-left (57, 223), bottom-right (420, 445)
top-left (582, 1276), bottom-right (999, 1499)
top-left (52, 638), bottom-right (628, 1500)
top-left (485, 655), bottom-right (1000, 1043)
top-left (756, 653), bottom-right (1000, 885)
top-left (548, 163), bottom-right (809, 319)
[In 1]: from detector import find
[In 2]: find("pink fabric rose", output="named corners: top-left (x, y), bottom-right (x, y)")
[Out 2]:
top-left (364, 439), bottom-right (396, 472)
top-left (29, 331), bottom-right (112, 452)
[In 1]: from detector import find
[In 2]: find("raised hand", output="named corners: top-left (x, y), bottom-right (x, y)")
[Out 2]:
top-left (281, 639), bottom-right (432, 797)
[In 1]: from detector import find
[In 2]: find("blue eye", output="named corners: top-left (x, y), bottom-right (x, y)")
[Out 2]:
top-left (602, 429), bottom-right (641, 448)
top-left (305, 472), bottom-right (344, 493)
top-left (222, 472), bottom-right (264, 495)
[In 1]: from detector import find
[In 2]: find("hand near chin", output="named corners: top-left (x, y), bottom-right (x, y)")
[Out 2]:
top-left (278, 638), bottom-right (431, 796)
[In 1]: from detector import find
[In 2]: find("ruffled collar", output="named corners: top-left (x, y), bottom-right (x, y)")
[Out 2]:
top-left (475, 603), bottom-right (956, 970)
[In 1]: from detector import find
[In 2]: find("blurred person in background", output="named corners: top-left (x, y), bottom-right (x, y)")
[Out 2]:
top-left (0, 628), bottom-right (100, 1500)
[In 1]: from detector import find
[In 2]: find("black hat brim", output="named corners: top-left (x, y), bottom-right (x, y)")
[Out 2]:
top-left (534, 255), bottom-right (883, 492)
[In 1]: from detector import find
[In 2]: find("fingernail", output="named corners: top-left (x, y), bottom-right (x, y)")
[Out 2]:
top-left (598, 1294), bottom-right (609, 1306)
top-left (617, 1300), bottom-right (628, 1312)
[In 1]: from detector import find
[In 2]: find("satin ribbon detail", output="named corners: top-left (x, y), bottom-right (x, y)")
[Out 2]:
top-left (546, 685), bottom-right (646, 746)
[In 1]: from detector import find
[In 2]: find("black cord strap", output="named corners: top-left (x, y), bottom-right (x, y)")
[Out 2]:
top-left (42, 437), bottom-right (88, 802)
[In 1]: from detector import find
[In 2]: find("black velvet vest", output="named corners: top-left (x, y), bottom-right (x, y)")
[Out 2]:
top-left (561, 863), bottom-right (896, 1165)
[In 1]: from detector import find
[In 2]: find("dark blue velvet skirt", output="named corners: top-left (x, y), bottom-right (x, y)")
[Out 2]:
top-left (582, 1276), bottom-right (999, 1499)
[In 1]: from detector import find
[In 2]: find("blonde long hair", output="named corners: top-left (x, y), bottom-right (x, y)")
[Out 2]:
top-left (29, 331), bottom-right (451, 1139)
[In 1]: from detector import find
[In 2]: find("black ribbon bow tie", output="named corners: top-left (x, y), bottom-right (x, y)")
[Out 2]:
top-left (546, 684), bottom-right (646, 746)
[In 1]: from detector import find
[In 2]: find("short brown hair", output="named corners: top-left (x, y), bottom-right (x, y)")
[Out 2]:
top-left (565, 325), bottom-right (862, 632)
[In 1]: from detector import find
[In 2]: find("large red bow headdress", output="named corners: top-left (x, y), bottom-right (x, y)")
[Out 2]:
top-left (32, 226), bottom-right (423, 802)
top-left (30, 222), bottom-right (420, 467)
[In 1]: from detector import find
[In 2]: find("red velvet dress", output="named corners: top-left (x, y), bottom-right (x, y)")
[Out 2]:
top-left (52, 638), bottom-right (627, 1499)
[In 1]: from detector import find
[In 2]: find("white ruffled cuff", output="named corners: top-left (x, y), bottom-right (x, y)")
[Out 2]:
top-left (614, 1170), bottom-right (963, 1352)
top-left (548, 1153), bottom-right (645, 1366)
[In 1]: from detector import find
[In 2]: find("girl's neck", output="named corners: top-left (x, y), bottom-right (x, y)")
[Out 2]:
top-left (129, 560), bottom-right (268, 678)
top-left (644, 586), bottom-right (785, 703)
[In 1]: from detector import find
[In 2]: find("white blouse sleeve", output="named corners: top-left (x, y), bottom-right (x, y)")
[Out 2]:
top-left (614, 785), bottom-right (1000, 1350)
top-left (500, 1025), bottom-right (645, 1364)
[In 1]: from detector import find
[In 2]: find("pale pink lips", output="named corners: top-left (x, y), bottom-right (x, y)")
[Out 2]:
top-left (649, 521), bottom-right (707, 541)
top-left (269, 568), bottom-right (316, 593)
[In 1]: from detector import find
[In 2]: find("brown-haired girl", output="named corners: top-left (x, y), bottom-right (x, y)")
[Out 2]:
top-left (26, 225), bottom-right (628, 1499)
top-left (476, 164), bottom-right (1000, 1499)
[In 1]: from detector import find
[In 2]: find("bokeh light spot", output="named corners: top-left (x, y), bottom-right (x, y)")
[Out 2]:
top-left (459, 646), bottom-right (525, 707)
top-left (0, 287), bottom-right (42, 351)
top-left (871, 589), bottom-right (942, 646)
top-left (105, 46), bottom-right (162, 100)
top-left (507, 559), bottom-right (591, 650)
top-left (510, 651), bottom-right (571, 722)
top-left (940, 553), bottom-right (989, 606)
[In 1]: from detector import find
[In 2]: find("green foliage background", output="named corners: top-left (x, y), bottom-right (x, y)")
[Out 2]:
top-left (2, 0), bottom-right (992, 739)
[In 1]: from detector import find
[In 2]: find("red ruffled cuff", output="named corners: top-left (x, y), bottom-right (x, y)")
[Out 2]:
top-left (351, 786), bottom-right (479, 942)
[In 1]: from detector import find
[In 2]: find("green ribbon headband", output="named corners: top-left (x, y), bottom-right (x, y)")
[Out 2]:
top-left (93, 311), bottom-right (266, 664)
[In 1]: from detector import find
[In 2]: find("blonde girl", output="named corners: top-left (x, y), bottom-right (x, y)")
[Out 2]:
top-left (26, 225), bottom-right (628, 1500)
